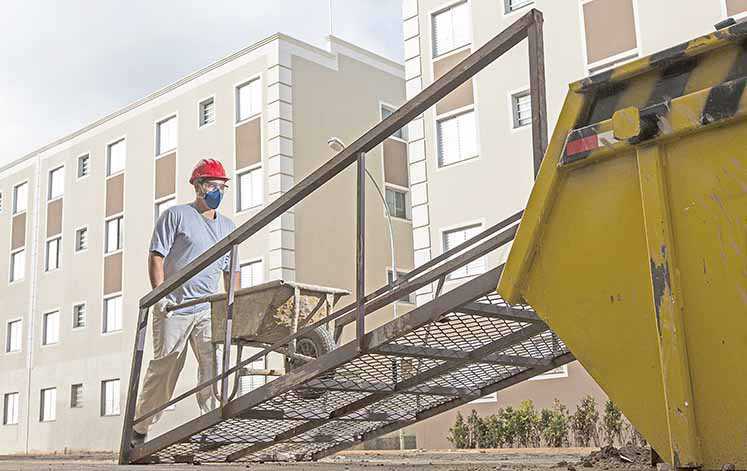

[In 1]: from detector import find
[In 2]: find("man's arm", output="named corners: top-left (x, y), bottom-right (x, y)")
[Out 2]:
top-left (148, 252), bottom-right (165, 289)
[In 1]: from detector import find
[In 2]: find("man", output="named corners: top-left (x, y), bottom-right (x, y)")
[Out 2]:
top-left (132, 158), bottom-right (240, 446)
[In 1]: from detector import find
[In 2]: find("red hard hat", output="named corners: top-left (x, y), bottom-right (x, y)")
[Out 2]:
top-left (189, 159), bottom-right (229, 184)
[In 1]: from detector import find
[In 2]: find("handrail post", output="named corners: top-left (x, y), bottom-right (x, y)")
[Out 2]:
top-left (527, 9), bottom-right (548, 176)
top-left (118, 306), bottom-right (150, 464)
top-left (356, 152), bottom-right (366, 352)
top-left (221, 244), bottom-right (239, 407)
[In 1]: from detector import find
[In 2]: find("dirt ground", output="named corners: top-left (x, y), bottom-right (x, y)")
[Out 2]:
top-left (0, 447), bottom-right (655, 471)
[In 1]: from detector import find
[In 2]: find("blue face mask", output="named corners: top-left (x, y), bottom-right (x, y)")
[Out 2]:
top-left (204, 189), bottom-right (223, 209)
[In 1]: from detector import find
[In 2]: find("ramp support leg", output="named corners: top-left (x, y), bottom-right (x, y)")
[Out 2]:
top-left (637, 144), bottom-right (702, 469)
top-left (118, 306), bottom-right (150, 464)
top-left (356, 152), bottom-right (366, 352)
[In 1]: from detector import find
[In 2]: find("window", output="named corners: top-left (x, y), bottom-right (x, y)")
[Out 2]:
top-left (10, 249), bottom-right (25, 282)
top-left (381, 105), bottom-right (407, 140)
top-left (582, 0), bottom-right (638, 72)
top-left (437, 110), bottom-right (478, 167)
top-left (75, 227), bottom-right (88, 252)
top-left (432, 1), bottom-right (471, 57)
top-left (156, 116), bottom-right (178, 155)
top-left (385, 187), bottom-right (408, 219)
top-left (531, 365), bottom-right (569, 380)
top-left (0, 192), bottom-right (3, 212)
top-left (77, 154), bottom-right (90, 178)
top-left (236, 78), bottom-right (262, 122)
top-left (43, 311), bottom-right (59, 345)
top-left (107, 139), bottom-right (126, 176)
top-left (155, 197), bottom-right (176, 223)
top-left (6, 320), bottom-right (22, 353)
top-left (443, 224), bottom-right (485, 279)
top-left (505, 0), bottom-right (534, 13)
top-left (40, 388), bottom-right (56, 421)
top-left (238, 347), bottom-right (267, 395)
top-left (388, 270), bottom-right (415, 304)
top-left (3, 393), bottom-right (19, 425)
top-left (73, 303), bottom-right (86, 329)
top-left (199, 98), bottom-right (215, 127)
top-left (240, 260), bottom-right (264, 288)
top-left (13, 182), bottom-right (27, 214)
top-left (105, 216), bottom-right (123, 253)
top-left (726, 0), bottom-right (747, 17)
top-left (511, 90), bottom-right (532, 128)
top-left (237, 167), bottom-right (263, 211)
top-left (71, 384), bottom-right (83, 408)
top-left (45, 237), bottom-right (61, 271)
top-left (48, 165), bottom-right (64, 200)
top-left (101, 379), bottom-right (120, 416)
top-left (103, 296), bottom-right (122, 333)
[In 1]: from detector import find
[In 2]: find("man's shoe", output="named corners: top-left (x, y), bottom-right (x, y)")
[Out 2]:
top-left (131, 430), bottom-right (147, 448)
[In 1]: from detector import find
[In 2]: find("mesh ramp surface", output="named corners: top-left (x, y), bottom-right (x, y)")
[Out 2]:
top-left (135, 269), bottom-right (572, 464)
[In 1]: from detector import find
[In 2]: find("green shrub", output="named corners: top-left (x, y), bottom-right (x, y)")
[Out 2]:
top-left (571, 395), bottom-right (600, 447)
top-left (466, 409), bottom-right (489, 449)
top-left (499, 407), bottom-right (518, 447)
top-left (541, 399), bottom-right (570, 447)
top-left (602, 400), bottom-right (623, 446)
top-left (511, 400), bottom-right (541, 447)
top-left (448, 411), bottom-right (468, 448)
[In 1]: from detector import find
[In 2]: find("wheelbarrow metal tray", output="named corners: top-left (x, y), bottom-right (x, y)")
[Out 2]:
top-left (208, 280), bottom-right (349, 345)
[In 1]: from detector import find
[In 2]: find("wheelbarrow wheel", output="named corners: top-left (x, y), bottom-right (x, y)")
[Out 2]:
top-left (288, 326), bottom-right (337, 400)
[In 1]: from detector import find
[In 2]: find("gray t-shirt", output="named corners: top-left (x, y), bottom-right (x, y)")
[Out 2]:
top-left (150, 203), bottom-right (237, 314)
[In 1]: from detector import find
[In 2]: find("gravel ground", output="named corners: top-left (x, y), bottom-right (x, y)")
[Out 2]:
top-left (0, 447), bottom-right (655, 471)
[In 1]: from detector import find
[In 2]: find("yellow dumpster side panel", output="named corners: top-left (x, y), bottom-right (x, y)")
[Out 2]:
top-left (664, 125), bottom-right (747, 466)
top-left (521, 151), bottom-right (671, 456)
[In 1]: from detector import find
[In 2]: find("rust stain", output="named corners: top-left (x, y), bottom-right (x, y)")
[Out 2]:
top-left (650, 245), bottom-right (671, 337)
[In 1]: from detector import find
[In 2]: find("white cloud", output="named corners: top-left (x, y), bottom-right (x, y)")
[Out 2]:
top-left (0, 0), bottom-right (403, 166)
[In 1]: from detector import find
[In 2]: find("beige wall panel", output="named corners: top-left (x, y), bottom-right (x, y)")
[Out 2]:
top-left (235, 118), bottom-right (262, 169)
top-left (583, 0), bottom-right (637, 64)
top-left (103, 252), bottom-right (123, 295)
top-left (46, 199), bottom-right (63, 237)
top-left (155, 152), bottom-right (176, 199)
top-left (383, 139), bottom-right (409, 187)
top-left (433, 49), bottom-right (474, 115)
top-left (106, 173), bottom-right (125, 217)
top-left (11, 213), bottom-right (26, 250)
top-left (727, 0), bottom-right (747, 15)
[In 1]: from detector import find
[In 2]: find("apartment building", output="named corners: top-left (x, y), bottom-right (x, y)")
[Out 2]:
top-left (0, 33), bottom-right (412, 454)
top-left (399, 0), bottom-right (745, 449)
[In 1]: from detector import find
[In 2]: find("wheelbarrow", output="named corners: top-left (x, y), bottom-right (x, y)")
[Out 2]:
top-left (167, 280), bottom-right (348, 400)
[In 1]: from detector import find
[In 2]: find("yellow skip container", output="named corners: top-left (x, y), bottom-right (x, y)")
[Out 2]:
top-left (498, 21), bottom-right (747, 470)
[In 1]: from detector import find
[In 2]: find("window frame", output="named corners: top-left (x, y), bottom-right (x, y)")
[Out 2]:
top-left (236, 164), bottom-right (264, 213)
top-left (5, 318), bottom-right (22, 353)
top-left (510, 88), bottom-right (532, 130)
top-left (430, 0), bottom-right (472, 58)
top-left (76, 153), bottom-right (91, 180)
top-left (579, 0), bottom-right (642, 75)
top-left (104, 215), bottom-right (123, 254)
top-left (441, 221), bottom-right (486, 280)
top-left (387, 269), bottom-right (416, 304)
top-left (100, 379), bottom-right (121, 416)
top-left (3, 392), bottom-right (20, 425)
top-left (12, 181), bottom-right (28, 215)
top-left (435, 106), bottom-right (480, 168)
top-left (40, 387), bottom-right (56, 422)
top-left (9, 248), bottom-right (26, 284)
top-left (42, 310), bottom-right (60, 346)
top-left (72, 302), bottom-right (87, 330)
top-left (235, 76), bottom-right (263, 125)
top-left (0, 190), bottom-right (4, 213)
top-left (106, 137), bottom-right (127, 177)
top-left (70, 383), bottom-right (84, 408)
top-left (48, 165), bottom-right (65, 201)
top-left (103, 294), bottom-right (123, 334)
top-left (198, 95), bottom-right (216, 128)
top-left (74, 226), bottom-right (89, 253)
top-left (385, 185), bottom-right (410, 221)
top-left (155, 114), bottom-right (178, 157)
top-left (154, 196), bottom-right (177, 224)
top-left (239, 258), bottom-right (265, 289)
top-left (380, 102), bottom-right (408, 141)
top-left (45, 236), bottom-right (62, 272)
top-left (503, 0), bottom-right (534, 15)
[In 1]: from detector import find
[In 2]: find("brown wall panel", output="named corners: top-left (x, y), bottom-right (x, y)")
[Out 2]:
top-left (103, 252), bottom-right (123, 295)
top-left (583, 0), bottom-right (637, 64)
top-left (433, 49), bottom-right (474, 115)
top-left (46, 199), bottom-right (63, 237)
top-left (384, 139), bottom-right (409, 188)
top-left (106, 173), bottom-right (125, 217)
top-left (11, 214), bottom-right (26, 250)
top-left (155, 152), bottom-right (176, 199)
top-left (235, 117), bottom-right (262, 169)
top-left (727, 0), bottom-right (747, 15)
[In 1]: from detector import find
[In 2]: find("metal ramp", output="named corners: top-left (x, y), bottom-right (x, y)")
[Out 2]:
top-left (120, 10), bottom-right (556, 465)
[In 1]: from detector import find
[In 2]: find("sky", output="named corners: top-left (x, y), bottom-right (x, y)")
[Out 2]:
top-left (0, 0), bottom-right (404, 167)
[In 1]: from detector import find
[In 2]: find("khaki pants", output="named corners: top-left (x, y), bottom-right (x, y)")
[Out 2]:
top-left (133, 304), bottom-right (221, 435)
